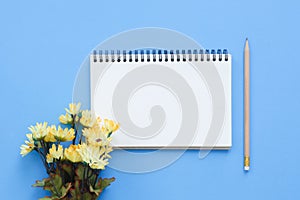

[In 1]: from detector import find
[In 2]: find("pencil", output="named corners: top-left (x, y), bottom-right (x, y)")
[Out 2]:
top-left (244, 38), bottom-right (250, 171)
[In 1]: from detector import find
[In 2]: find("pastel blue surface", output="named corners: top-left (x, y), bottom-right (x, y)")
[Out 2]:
top-left (1, 0), bottom-right (299, 199)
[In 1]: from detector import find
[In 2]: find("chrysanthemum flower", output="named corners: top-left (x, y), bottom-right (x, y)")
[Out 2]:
top-left (46, 144), bottom-right (64, 163)
top-left (64, 145), bottom-right (82, 163)
top-left (79, 110), bottom-right (98, 128)
top-left (29, 122), bottom-right (48, 140)
top-left (51, 126), bottom-right (75, 142)
top-left (83, 126), bottom-right (111, 147)
top-left (59, 113), bottom-right (73, 124)
top-left (44, 125), bottom-right (57, 142)
top-left (65, 103), bottom-right (81, 115)
top-left (20, 134), bottom-right (35, 157)
top-left (103, 119), bottom-right (119, 134)
top-left (76, 143), bottom-right (111, 170)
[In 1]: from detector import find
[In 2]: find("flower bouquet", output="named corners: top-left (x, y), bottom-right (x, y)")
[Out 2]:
top-left (20, 103), bottom-right (119, 200)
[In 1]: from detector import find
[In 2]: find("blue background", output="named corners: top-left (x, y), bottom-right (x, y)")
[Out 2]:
top-left (1, 0), bottom-right (299, 199)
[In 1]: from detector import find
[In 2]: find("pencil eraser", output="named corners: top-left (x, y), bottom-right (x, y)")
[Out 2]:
top-left (244, 166), bottom-right (250, 171)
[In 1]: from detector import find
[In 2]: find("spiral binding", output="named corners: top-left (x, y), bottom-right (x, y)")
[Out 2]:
top-left (93, 49), bottom-right (229, 63)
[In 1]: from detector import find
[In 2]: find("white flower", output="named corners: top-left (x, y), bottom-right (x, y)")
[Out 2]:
top-left (20, 134), bottom-right (35, 156)
top-left (29, 122), bottom-right (48, 140)
top-left (83, 126), bottom-right (111, 147)
top-left (76, 143), bottom-right (110, 169)
top-left (80, 110), bottom-right (98, 127)
top-left (65, 103), bottom-right (81, 115)
top-left (59, 113), bottom-right (73, 124)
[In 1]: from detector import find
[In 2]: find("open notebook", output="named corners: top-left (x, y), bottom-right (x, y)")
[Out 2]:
top-left (90, 49), bottom-right (231, 149)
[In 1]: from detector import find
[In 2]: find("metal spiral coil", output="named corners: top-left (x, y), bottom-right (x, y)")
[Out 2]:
top-left (93, 49), bottom-right (229, 62)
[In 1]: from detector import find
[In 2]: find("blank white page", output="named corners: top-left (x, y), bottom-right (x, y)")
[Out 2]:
top-left (90, 51), bottom-right (231, 149)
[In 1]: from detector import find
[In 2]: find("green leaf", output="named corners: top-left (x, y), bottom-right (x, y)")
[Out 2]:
top-left (61, 163), bottom-right (72, 177)
top-left (51, 174), bottom-right (63, 191)
top-left (89, 184), bottom-right (102, 196)
top-left (95, 177), bottom-right (115, 190)
top-left (33, 178), bottom-right (49, 187)
top-left (60, 183), bottom-right (72, 198)
top-left (75, 163), bottom-right (84, 180)
top-left (74, 180), bottom-right (81, 194)
top-left (41, 174), bottom-right (63, 196)
top-left (38, 197), bottom-right (53, 200)
top-left (82, 192), bottom-right (93, 200)
top-left (70, 180), bottom-right (81, 199)
top-left (100, 177), bottom-right (115, 189)
top-left (69, 189), bottom-right (77, 200)
top-left (43, 185), bottom-right (54, 193)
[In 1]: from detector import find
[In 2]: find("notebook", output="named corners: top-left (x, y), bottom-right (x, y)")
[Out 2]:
top-left (90, 49), bottom-right (231, 149)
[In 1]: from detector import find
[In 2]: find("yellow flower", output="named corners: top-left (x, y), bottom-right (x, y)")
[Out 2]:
top-left (29, 122), bottom-right (48, 140)
top-left (46, 144), bottom-right (64, 163)
top-left (76, 143), bottom-right (111, 170)
top-left (44, 126), bottom-right (57, 142)
top-left (83, 126), bottom-right (111, 147)
top-left (65, 103), bottom-right (81, 115)
top-left (79, 110), bottom-right (98, 127)
top-left (46, 153), bottom-right (54, 163)
top-left (51, 126), bottom-right (75, 142)
top-left (20, 134), bottom-right (35, 157)
top-left (64, 145), bottom-right (82, 163)
top-left (103, 119), bottom-right (119, 134)
top-left (59, 113), bottom-right (73, 124)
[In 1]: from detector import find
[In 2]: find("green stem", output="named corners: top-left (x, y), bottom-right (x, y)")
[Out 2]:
top-left (86, 167), bottom-right (93, 187)
top-left (87, 168), bottom-right (93, 179)
top-left (79, 131), bottom-right (83, 144)
top-left (36, 147), bottom-right (50, 174)
top-left (71, 163), bottom-right (75, 183)
top-left (81, 164), bottom-right (87, 194)
top-left (72, 114), bottom-right (78, 145)
top-left (93, 170), bottom-right (101, 187)
top-left (108, 131), bottom-right (113, 138)
top-left (40, 140), bottom-right (47, 157)
top-left (57, 161), bottom-right (65, 184)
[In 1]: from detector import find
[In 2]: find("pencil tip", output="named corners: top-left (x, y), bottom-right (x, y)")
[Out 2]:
top-left (246, 37), bottom-right (248, 41)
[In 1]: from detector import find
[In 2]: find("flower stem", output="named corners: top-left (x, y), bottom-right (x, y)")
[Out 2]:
top-left (93, 170), bottom-right (101, 187)
top-left (81, 164), bottom-right (87, 194)
top-left (72, 114), bottom-right (77, 145)
top-left (36, 147), bottom-right (50, 174)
